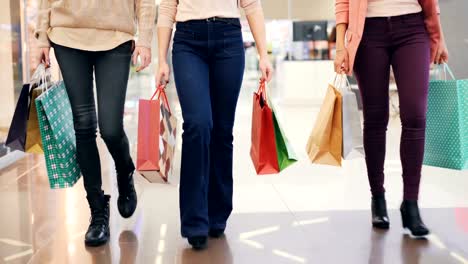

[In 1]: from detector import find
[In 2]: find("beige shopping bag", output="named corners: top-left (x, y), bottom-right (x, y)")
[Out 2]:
top-left (306, 84), bottom-right (343, 166)
top-left (25, 87), bottom-right (44, 153)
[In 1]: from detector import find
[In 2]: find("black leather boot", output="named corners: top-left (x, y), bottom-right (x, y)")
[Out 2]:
top-left (209, 228), bottom-right (225, 238)
top-left (372, 195), bottom-right (390, 229)
top-left (85, 193), bottom-right (110, 247)
top-left (400, 200), bottom-right (430, 238)
top-left (188, 236), bottom-right (208, 250)
top-left (117, 170), bottom-right (137, 218)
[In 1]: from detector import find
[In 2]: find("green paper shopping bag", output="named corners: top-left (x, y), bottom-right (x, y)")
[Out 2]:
top-left (424, 64), bottom-right (468, 170)
top-left (36, 81), bottom-right (81, 188)
top-left (270, 100), bottom-right (297, 171)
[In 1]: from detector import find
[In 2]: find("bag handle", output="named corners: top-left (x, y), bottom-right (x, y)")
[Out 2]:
top-left (150, 84), bottom-right (172, 113)
top-left (30, 63), bottom-right (52, 91)
top-left (257, 79), bottom-right (268, 104)
top-left (333, 73), bottom-right (351, 91)
top-left (433, 63), bottom-right (456, 81)
top-left (30, 64), bottom-right (46, 88)
top-left (40, 67), bottom-right (52, 93)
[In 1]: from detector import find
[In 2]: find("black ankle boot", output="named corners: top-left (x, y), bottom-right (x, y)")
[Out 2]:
top-left (400, 200), bottom-right (430, 238)
top-left (117, 170), bottom-right (137, 218)
top-left (188, 236), bottom-right (208, 250)
top-left (85, 193), bottom-right (110, 247)
top-left (209, 228), bottom-right (225, 238)
top-left (372, 195), bottom-right (390, 229)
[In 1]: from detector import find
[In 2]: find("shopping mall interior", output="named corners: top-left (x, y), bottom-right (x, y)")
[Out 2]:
top-left (0, 0), bottom-right (467, 263)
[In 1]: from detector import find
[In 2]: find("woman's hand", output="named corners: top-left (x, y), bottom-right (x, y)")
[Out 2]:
top-left (132, 46), bottom-right (152, 72)
top-left (434, 38), bottom-right (449, 64)
top-left (156, 61), bottom-right (171, 86)
top-left (38, 47), bottom-right (51, 67)
top-left (259, 56), bottom-right (274, 83)
top-left (334, 48), bottom-right (349, 74)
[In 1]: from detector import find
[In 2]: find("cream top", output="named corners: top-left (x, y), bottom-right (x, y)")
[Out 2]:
top-left (35, 0), bottom-right (156, 51)
top-left (157, 0), bottom-right (262, 28)
top-left (367, 0), bottom-right (422, 17)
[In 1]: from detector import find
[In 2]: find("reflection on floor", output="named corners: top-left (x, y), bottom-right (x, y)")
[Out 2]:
top-left (0, 130), bottom-right (11, 159)
top-left (0, 71), bottom-right (467, 264)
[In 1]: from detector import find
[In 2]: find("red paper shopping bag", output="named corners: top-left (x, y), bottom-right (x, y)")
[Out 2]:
top-left (250, 81), bottom-right (280, 174)
top-left (137, 87), bottom-right (162, 171)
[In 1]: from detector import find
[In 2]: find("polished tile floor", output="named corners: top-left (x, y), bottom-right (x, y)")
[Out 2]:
top-left (0, 71), bottom-right (467, 264)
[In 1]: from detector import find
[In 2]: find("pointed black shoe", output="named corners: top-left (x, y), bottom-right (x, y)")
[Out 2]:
top-left (188, 236), bottom-right (208, 250)
top-left (85, 193), bottom-right (110, 247)
top-left (209, 228), bottom-right (225, 238)
top-left (372, 196), bottom-right (390, 229)
top-left (400, 200), bottom-right (430, 238)
top-left (117, 170), bottom-right (137, 218)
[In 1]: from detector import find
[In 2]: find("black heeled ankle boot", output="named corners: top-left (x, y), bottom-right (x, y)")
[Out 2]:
top-left (400, 200), bottom-right (430, 238)
top-left (85, 193), bottom-right (111, 247)
top-left (188, 236), bottom-right (208, 250)
top-left (372, 195), bottom-right (390, 229)
top-left (209, 228), bottom-right (225, 238)
top-left (117, 170), bottom-right (137, 218)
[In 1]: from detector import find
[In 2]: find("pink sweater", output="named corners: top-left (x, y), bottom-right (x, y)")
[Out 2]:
top-left (157, 0), bottom-right (262, 28)
top-left (335, 0), bottom-right (441, 74)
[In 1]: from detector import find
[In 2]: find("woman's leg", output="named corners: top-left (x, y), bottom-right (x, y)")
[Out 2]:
top-left (391, 14), bottom-right (431, 237)
top-left (173, 35), bottom-right (212, 238)
top-left (94, 41), bottom-right (135, 176)
top-left (53, 43), bottom-right (111, 246)
top-left (94, 40), bottom-right (136, 218)
top-left (353, 39), bottom-right (391, 198)
top-left (208, 23), bottom-right (245, 233)
top-left (53, 43), bottom-right (102, 196)
top-left (391, 25), bottom-right (431, 201)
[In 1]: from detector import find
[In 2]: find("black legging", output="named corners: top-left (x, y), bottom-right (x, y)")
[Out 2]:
top-left (53, 41), bottom-right (135, 196)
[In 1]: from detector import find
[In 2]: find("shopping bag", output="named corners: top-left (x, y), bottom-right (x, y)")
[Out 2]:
top-left (36, 81), bottom-right (81, 188)
top-left (25, 87), bottom-right (44, 153)
top-left (340, 76), bottom-right (364, 159)
top-left (13, 64), bottom-right (51, 153)
top-left (250, 82), bottom-right (280, 174)
top-left (158, 89), bottom-right (178, 182)
top-left (270, 100), bottom-right (298, 171)
top-left (137, 88), bottom-right (160, 173)
top-left (306, 79), bottom-right (343, 166)
top-left (6, 84), bottom-right (31, 151)
top-left (424, 64), bottom-right (468, 170)
top-left (137, 86), bottom-right (177, 182)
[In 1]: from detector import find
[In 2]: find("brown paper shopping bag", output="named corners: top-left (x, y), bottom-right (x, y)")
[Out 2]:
top-left (25, 87), bottom-right (44, 153)
top-left (306, 83), bottom-right (343, 166)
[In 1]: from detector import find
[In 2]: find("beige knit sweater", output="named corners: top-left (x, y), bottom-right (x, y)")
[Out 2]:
top-left (157, 0), bottom-right (262, 28)
top-left (35, 0), bottom-right (156, 50)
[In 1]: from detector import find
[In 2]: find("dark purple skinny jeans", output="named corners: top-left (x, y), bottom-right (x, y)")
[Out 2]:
top-left (353, 12), bottom-right (430, 201)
